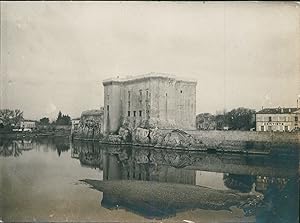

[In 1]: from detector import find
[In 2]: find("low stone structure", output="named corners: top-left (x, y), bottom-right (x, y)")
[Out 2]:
top-left (72, 108), bottom-right (104, 139)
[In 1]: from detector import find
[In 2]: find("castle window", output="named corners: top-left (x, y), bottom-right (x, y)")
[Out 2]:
top-left (139, 110), bottom-right (142, 117)
top-left (107, 105), bottom-right (109, 111)
top-left (180, 90), bottom-right (183, 93)
top-left (268, 116), bottom-right (272, 122)
top-left (128, 90), bottom-right (131, 110)
top-left (139, 90), bottom-right (143, 104)
top-left (295, 116), bottom-right (298, 122)
top-left (133, 111), bottom-right (136, 117)
top-left (146, 89), bottom-right (149, 101)
top-left (128, 111), bottom-right (130, 117)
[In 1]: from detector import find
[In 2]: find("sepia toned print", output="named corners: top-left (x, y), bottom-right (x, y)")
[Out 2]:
top-left (0, 1), bottom-right (299, 223)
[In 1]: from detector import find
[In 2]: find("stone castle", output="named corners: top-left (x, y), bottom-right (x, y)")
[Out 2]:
top-left (102, 72), bottom-right (197, 134)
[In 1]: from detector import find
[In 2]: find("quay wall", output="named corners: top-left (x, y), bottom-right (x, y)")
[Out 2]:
top-left (72, 128), bottom-right (300, 152)
top-left (185, 130), bottom-right (300, 144)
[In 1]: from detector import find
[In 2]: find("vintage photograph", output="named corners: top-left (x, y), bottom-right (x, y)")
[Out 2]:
top-left (0, 1), bottom-right (299, 222)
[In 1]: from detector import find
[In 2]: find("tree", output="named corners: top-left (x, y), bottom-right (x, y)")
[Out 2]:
top-left (196, 113), bottom-right (216, 130)
top-left (226, 107), bottom-right (255, 130)
top-left (55, 111), bottom-right (71, 125)
top-left (39, 117), bottom-right (50, 125)
top-left (0, 109), bottom-right (24, 127)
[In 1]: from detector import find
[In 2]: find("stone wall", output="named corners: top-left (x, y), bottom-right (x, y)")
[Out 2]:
top-left (185, 130), bottom-right (300, 144)
top-left (72, 110), bottom-right (104, 139)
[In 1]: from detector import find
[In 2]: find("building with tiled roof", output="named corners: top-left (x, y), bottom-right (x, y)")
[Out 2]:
top-left (256, 107), bottom-right (300, 132)
top-left (256, 107), bottom-right (299, 114)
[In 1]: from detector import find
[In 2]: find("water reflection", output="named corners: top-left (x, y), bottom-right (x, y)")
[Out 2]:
top-left (256, 177), bottom-right (299, 223)
top-left (1, 138), bottom-right (298, 222)
top-left (0, 137), bottom-right (70, 157)
top-left (71, 140), bottom-right (299, 222)
top-left (0, 139), bottom-right (35, 157)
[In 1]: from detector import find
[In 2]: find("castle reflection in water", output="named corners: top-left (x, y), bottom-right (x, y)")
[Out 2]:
top-left (1, 137), bottom-right (298, 222)
top-left (70, 140), bottom-right (299, 222)
top-left (70, 140), bottom-right (298, 193)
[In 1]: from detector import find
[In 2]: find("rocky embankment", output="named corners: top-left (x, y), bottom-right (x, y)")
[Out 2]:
top-left (73, 127), bottom-right (300, 154)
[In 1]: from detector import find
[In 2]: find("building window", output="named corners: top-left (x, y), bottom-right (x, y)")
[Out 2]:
top-left (128, 111), bottom-right (130, 117)
top-left (180, 90), bottom-right (183, 93)
top-left (284, 126), bottom-right (289, 131)
top-left (166, 93), bottom-right (167, 96)
top-left (295, 116), bottom-right (298, 122)
top-left (107, 105), bottom-right (109, 111)
top-left (139, 110), bottom-right (142, 117)
top-left (146, 89), bottom-right (149, 101)
top-left (139, 90), bottom-right (143, 104)
top-left (133, 111), bottom-right (136, 117)
top-left (128, 90), bottom-right (131, 110)
top-left (268, 116), bottom-right (272, 122)
top-left (268, 126), bottom-right (272, 131)
top-left (260, 126), bottom-right (264, 131)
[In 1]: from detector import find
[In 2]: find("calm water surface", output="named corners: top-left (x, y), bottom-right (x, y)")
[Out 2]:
top-left (0, 137), bottom-right (299, 222)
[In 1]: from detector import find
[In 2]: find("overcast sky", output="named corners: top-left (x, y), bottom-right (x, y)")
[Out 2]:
top-left (1, 1), bottom-right (299, 120)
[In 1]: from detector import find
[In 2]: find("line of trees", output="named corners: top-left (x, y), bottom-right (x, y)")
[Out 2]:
top-left (0, 109), bottom-right (72, 130)
top-left (196, 107), bottom-right (256, 131)
top-left (39, 111), bottom-right (71, 126)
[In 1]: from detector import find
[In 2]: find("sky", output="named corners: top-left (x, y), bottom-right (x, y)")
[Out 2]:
top-left (1, 1), bottom-right (300, 120)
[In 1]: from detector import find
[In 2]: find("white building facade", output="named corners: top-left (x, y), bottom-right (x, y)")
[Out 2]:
top-left (20, 120), bottom-right (36, 130)
top-left (256, 107), bottom-right (300, 132)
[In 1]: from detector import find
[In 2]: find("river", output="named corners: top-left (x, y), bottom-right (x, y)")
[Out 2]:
top-left (0, 137), bottom-right (299, 222)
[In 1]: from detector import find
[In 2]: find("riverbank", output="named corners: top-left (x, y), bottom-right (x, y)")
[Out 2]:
top-left (72, 128), bottom-right (300, 154)
top-left (2, 128), bottom-right (299, 155)
top-left (0, 131), bottom-right (70, 139)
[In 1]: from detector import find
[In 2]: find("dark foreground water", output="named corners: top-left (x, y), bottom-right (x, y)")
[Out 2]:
top-left (0, 137), bottom-right (299, 222)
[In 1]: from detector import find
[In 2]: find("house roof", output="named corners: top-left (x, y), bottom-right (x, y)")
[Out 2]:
top-left (81, 109), bottom-right (103, 117)
top-left (256, 107), bottom-right (300, 114)
top-left (22, 119), bottom-right (36, 122)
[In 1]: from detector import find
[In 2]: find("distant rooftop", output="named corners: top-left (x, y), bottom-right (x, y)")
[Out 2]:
top-left (22, 119), bottom-right (36, 122)
top-left (256, 107), bottom-right (300, 114)
top-left (81, 109), bottom-right (104, 116)
top-left (103, 72), bottom-right (197, 85)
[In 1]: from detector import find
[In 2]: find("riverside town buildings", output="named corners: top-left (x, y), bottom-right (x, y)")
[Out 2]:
top-left (102, 73), bottom-right (197, 134)
top-left (20, 120), bottom-right (36, 130)
top-left (256, 107), bottom-right (300, 132)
